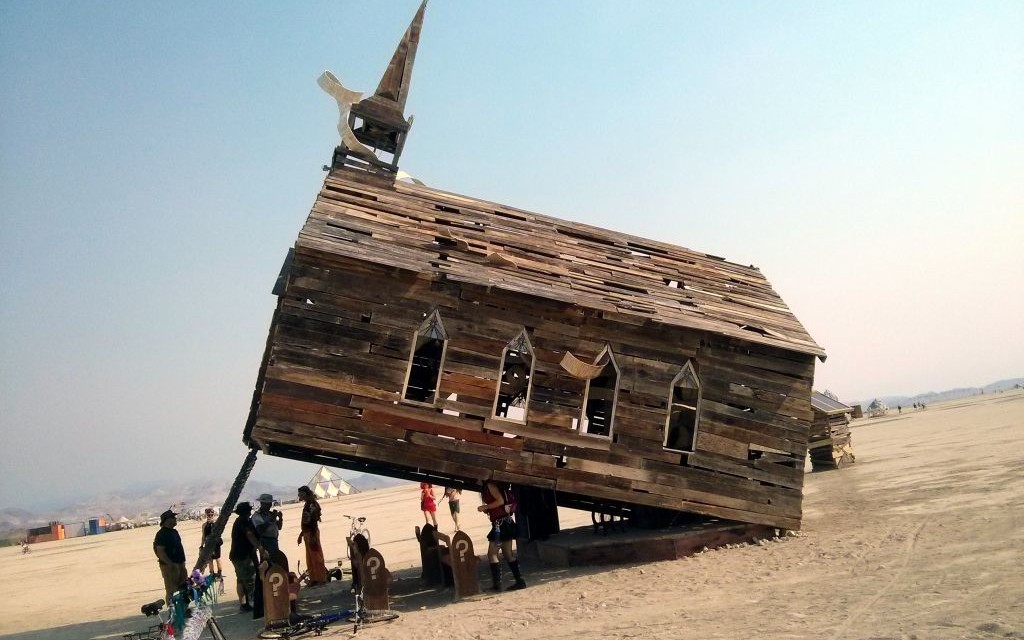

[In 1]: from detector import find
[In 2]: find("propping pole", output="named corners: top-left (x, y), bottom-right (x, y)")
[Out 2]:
top-left (194, 447), bottom-right (260, 573)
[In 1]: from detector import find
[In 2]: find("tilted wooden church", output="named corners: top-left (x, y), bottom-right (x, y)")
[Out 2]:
top-left (244, 3), bottom-right (825, 531)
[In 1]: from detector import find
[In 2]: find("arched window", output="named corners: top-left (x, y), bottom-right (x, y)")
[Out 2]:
top-left (493, 330), bottom-right (535, 422)
top-left (664, 361), bottom-right (700, 452)
top-left (580, 346), bottom-right (619, 438)
top-left (402, 310), bottom-right (448, 405)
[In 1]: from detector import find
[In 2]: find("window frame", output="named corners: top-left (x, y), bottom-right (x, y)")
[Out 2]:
top-left (491, 329), bottom-right (536, 424)
top-left (663, 360), bottom-right (701, 453)
top-left (400, 310), bottom-right (450, 407)
top-left (578, 345), bottom-right (620, 439)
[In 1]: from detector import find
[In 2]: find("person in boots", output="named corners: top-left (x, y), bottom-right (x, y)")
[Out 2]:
top-left (477, 480), bottom-right (526, 591)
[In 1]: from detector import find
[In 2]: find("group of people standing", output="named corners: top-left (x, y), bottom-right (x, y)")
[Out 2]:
top-left (153, 486), bottom-right (328, 614)
top-left (153, 478), bottom-right (528, 612)
top-left (420, 480), bottom-right (527, 592)
top-left (228, 488), bottom-right (328, 612)
top-left (419, 483), bottom-right (462, 530)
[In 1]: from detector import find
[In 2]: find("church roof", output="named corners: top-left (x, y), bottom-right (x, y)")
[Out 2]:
top-left (293, 169), bottom-right (825, 359)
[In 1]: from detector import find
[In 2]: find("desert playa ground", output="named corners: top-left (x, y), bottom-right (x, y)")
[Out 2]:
top-left (1, 390), bottom-right (1021, 640)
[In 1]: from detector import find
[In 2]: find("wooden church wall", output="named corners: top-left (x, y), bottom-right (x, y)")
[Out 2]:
top-left (247, 249), bottom-right (816, 530)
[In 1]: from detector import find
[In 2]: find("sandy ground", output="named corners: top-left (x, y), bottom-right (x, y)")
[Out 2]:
top-left (1, 390), bottom-right (1021, 640)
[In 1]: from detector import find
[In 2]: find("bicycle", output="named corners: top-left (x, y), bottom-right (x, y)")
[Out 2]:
top-left (342, 515), bottom-right (370, 559)
top-left (122, 598), bottom-right (173, 640)
top-left (124, 577), bottom-right (227, 640)
top-left (257, 587), bottom-right (398, 639)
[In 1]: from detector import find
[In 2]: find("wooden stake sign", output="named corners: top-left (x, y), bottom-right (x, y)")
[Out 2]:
top-left (448, 530), bottom-right (480, 601)
top-left (262, 550), bottom-right (291, 627)
top-left (360, 548), bottom-right (390, 611)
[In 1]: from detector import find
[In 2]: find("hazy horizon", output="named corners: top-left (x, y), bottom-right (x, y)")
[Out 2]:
top-left (2, 2), bottom-right (1021, 510)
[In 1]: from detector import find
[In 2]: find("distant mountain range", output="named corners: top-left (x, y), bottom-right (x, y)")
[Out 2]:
top-left (0, 472), bottom-right (405, 540)
top-left (850, 377), bottom-right (1023, 411)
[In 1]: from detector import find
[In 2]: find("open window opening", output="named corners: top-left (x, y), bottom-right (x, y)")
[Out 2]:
top-left (580, 346), bottom-right (620, 438)
top-left (402, 310), bottom-right (448, 405)
top-left (493, 330), bottom-right (535, 422)
top-left (664, 361), bottom-right (701, 452)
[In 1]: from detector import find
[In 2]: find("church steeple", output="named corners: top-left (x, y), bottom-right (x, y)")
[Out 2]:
top-left (367, 0), bottom-right (426, 115)
top-left (320, 1), bottom-right (427, 176)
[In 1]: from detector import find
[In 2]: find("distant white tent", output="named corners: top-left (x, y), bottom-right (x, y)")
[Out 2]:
top-left (306, 466), bottom-right (356, 499)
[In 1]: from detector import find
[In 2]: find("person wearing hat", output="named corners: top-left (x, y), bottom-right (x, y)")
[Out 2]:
top-left (200, 508), bottom-right (223, 581)
top-left (250, 494), bottom-right (283, 558)
top-left (153, 509), bottom-right (188, 607)
top-left (229, 502), bottom-right (264, 613)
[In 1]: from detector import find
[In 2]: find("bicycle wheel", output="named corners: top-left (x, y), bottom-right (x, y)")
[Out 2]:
top-left (349, 609), bottom-right (399, 625)
top-left (257, 622), bottom-right (314, 639)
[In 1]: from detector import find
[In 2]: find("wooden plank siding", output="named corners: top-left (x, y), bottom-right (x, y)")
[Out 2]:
top-left (808, 392), bottom-right (855, 470)
top-left (244, 169), bottom-right (822, 531)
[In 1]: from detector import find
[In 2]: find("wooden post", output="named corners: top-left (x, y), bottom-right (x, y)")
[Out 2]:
top-left (416, 524), bottom-right (444, 585)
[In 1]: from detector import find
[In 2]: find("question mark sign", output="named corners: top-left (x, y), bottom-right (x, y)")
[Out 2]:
top-left (366, 556), bottom-right (381, 580)
top-left (455, 539), bottom-right (469, 561)
top-left (269, 572), bottom-right (285, 597)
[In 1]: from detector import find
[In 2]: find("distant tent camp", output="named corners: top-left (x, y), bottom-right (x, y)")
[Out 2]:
top-left (306, 466), bottom-right (356, 499)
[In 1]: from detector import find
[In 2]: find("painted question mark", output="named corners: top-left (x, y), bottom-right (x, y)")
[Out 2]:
top-left (455, 539), bottom-right (469, 561)
top-left (366, 556), bottom-right (380, 580)
top-left (269, 572), bottom-right (285, 597)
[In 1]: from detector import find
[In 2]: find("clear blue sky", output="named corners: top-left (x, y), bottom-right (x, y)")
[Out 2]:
top-left (1, 1), bottom-right (1021, 510)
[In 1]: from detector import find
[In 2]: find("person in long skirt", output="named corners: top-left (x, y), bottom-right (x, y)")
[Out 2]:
top-left (296, 486), bottom-right (328, 586)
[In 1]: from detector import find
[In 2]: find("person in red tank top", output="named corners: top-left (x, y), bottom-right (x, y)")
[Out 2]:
top-left (420, 483), bottom-right (439, 527)
top-left (477, 480), bottom-right (527, 591)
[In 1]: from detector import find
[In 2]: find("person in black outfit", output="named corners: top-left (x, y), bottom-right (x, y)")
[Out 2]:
top-left (201, 508), bottom-right (223, 579)
top-left (153, 509), bottom-right (187, 607)
top-left (228, 502), bottom-right (265, 613)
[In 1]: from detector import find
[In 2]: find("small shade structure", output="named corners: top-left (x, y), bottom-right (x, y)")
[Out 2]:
top-left (306, 465), bottom-right (356, 499)
top-left (809, 391), bottom-right (855, 470)
top-left (866, 398), bottom-right (888, 418)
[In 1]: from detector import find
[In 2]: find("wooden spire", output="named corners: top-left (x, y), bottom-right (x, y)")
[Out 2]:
top-left (361, 0), bottom-right (426, 122)
top-left (335, 1), bottom-right (427, 173)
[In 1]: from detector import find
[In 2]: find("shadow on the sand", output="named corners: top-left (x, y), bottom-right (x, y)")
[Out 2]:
top-left (1, 599), bottom-right (265, 640)
top-left (4, 549), bottom-right (648, 639)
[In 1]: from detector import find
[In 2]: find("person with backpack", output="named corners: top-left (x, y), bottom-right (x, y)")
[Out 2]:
top-left (477, 480), bottom-right (527, 591)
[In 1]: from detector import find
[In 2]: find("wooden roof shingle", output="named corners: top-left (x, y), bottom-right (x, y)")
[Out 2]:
top-left (293, 169), bottom-right (826, 359)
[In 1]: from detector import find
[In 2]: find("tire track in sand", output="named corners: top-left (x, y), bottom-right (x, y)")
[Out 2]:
top-left (830, 521), bottom-right (927, 640)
